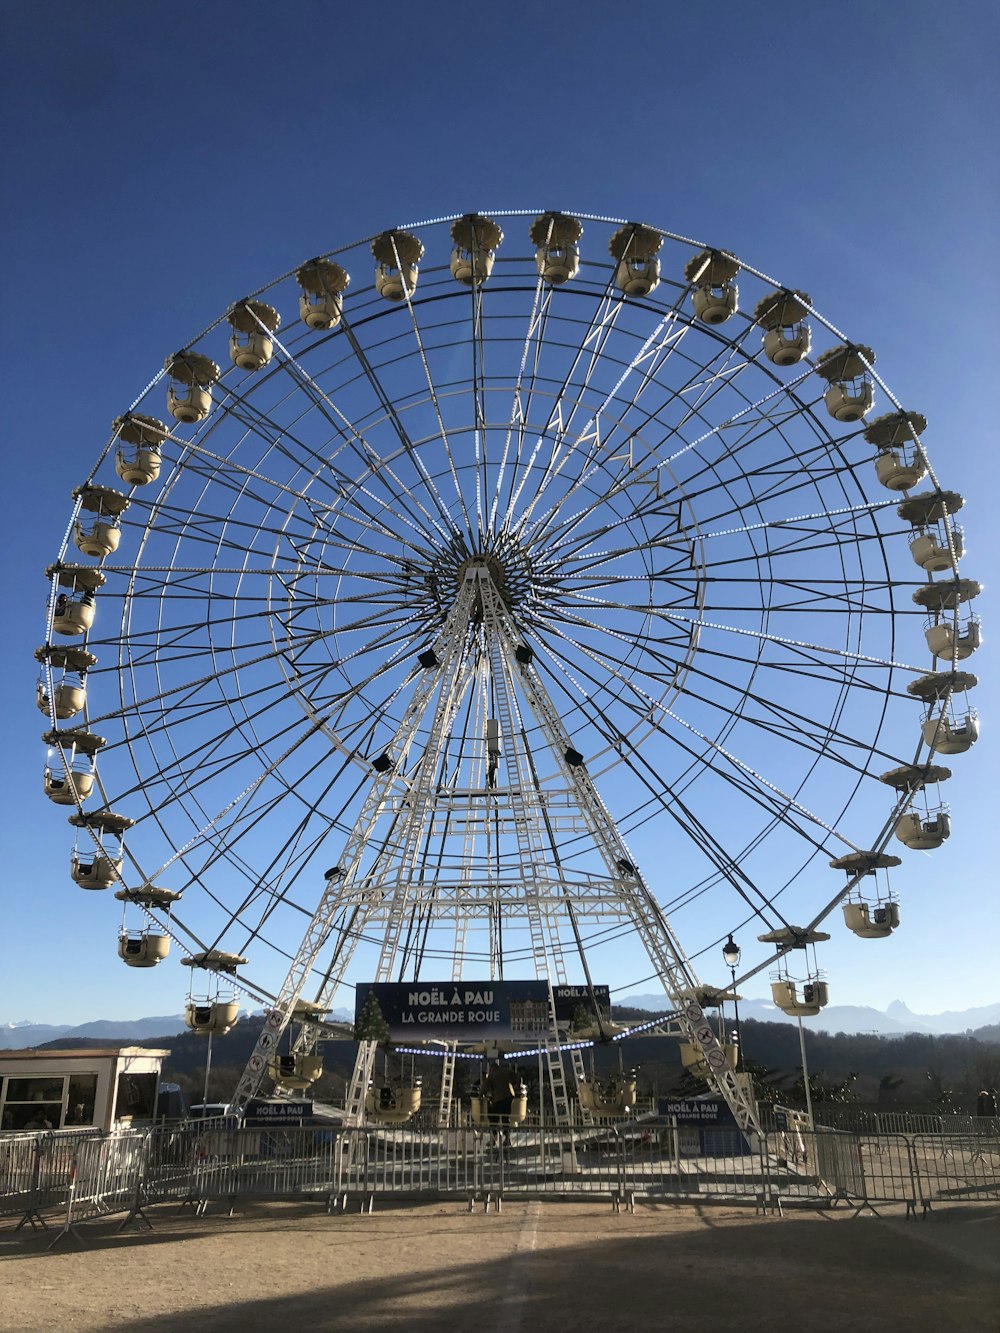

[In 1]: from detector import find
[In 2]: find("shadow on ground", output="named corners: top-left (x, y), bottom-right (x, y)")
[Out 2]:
top-left (2, 1200), bottom-right (998, 1333)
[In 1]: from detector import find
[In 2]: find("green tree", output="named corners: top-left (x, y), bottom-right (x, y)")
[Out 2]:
top-left (353, 992), bottom-right (391, 1046)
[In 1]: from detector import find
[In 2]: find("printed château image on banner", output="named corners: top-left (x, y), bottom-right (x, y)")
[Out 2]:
top-left (353, 981), bottom-right (611, 1042)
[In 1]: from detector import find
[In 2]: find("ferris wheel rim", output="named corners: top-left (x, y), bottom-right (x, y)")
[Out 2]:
top-left (42, 208), bottom-right (976, 1020)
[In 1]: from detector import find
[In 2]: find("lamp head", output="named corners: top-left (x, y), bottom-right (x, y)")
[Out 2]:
top-left (722, 934), bottom-right (741, 968)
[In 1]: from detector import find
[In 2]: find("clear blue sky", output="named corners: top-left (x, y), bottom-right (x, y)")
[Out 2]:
top-left (2, 0), bottom-right (997, 1026)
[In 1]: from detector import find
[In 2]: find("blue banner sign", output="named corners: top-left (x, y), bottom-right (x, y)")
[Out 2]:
top-left (245, 1099), bottom-right (313, 1124)
top-left (354, 981), bottom-right (610, 1042)
top-left (659, 1098), bottom-right (738, 1126)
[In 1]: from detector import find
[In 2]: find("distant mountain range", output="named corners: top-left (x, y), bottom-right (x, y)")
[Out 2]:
top-left (620, 994), bottom-right (1000, 1036)
top-left (0, 1009), bottom-right (355, 1050)
top-left (2, 999), bottom-right (998, 1049)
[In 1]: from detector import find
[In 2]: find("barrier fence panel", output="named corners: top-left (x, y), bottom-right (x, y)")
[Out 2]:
top-left (854, 1134), bottom-right (917, 1207)
top-left (910, 1133), bottom-right (1000, 1207)
top-left (0, 1131), bottom-right (103, 1224)
top-left (5, 1120), bottom-right (1000, 1224)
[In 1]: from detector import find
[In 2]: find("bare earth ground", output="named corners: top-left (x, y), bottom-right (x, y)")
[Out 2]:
top-left (2, 1200), bottom-right (998, 1333)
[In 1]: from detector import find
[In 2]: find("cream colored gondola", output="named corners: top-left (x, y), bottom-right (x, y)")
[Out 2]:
top-left (47, 564), bottom-right (104, 636)
top-left (753, 289), bottom-right (812, 365)
top-left (365, 1080), bottom-right (423, 1123)
top-left (925, 613), bottom-right (981, 661)
top-left (227, 300), bottom-right (281, 371)
top-left (116, 885), bottom-right (180, 970)
top-left (831, 850), bottom-right (902, 939)
top-left (372, 230), bottom-right (424, 302)
top-left (679, 1041), bottom-right (738, 1080)
top-left (185, 998), bottom-right (240, 1034)
top-left (35, 644), bottom-right (95, 721)
top-left (684, 249), bottom-right (740, 324)
top-left (295, 258), bottom-right (350, 329)
top-left (72, 485), bottom-right (130, 559)
top-left (69, 808), bottom-right (133, 889)
top-left (469, 1088), bottom-right (529, 1127)
top-left (165, 351), bottom-right (220, 424)
top-left (268, 1053), bottom-right (323, 1089)
top-left (911, 668), bottom-right (979, 756)
top-left (183, 948), bottom-right (244, 1034)
top-left (608, 223), bottom-right (662, 297)
top-left (114, 413), bottom-right (168, 486)
top-left (117, 930), bottom-right (170, 968)
top-left (114, 884), bottom-right (179, 968)
top-left (577, 1073), bottom-right (638, 1117)
top-left (529, 211), bottom-right (583, 285)
top-left (814, 344), bottom-right (875, 422)
top-left (863, 410), bottom-right (927, 490)
top-left (43, 725), bottom-right (104, 805)
top-left (450, 214), bottom-right (503, 286)
top-left (760, 925), bottom-right (830, 1014)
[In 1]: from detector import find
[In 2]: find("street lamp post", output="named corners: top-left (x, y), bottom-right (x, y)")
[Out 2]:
top-left (722, 935), bottom-right (742, 1071)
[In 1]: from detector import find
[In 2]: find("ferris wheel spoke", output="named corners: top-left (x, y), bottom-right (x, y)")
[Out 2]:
top-left (523, 303), bottom-right (759, 549)
top-left (503, 281), bottom-right (628, 530)
top-left (490, 272), bottom-right (552, 533)
top-left (189, 396), bottom-right (447, 558)
top-left (339, 312), bottom-right (472, 542)
top-left (527, 647), bottom-right (794, 930)
top-left (239, 321), bottom-right (460, 546)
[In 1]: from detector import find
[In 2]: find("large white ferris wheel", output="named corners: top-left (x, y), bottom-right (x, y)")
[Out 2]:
top-left (40, 211), bottom-right (981, 1130)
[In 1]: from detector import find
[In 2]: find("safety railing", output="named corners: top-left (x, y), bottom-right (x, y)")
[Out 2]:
top-left (2, 1120), bottom-right (997, 1235)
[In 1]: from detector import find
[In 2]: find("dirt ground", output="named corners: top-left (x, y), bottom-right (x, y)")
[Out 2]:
top-left (2, 1199), bottom-right (998, 1333)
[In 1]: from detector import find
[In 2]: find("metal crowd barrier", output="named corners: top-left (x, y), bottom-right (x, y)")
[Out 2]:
top-left (0, 1130), bottom-right (103, 1225)
top-left (2, 1120), bottom-right (998, 1233)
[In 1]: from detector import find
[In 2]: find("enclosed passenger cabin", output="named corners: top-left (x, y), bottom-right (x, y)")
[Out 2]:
top-left (295, 258), bottom-right (350, 329)
top-left (897, 488), bottom-right (966, 571)
top-left (609, 224), bottom-right (662, 297)
top-left (831, 849), bottom-right (903, 939)
top-left (760, 925), bottom-right (830, 1015)
top-left (365, 1081), bottom-right (422, 1123)
top-left (577, 1074), bottom-right (638, 1117)
top-left (770, 978), bottom-right (829, 1016)
top-left (914, 572), bottom-right (982, 663)
top-left (48, 563), bottom-right (104, 637)
top-left (684, 249), bottom-right (740, 324)
top-left (530, 211), bottom-right (583, 285)
top-left (268, 1053), bottom-right (323, 1089)
top-left (72, 485), bottom-right (130, 559)
top-left (185, 998), bottom-right (240, 1035)
top-left (227, 300), bottom-right (281, 371)
top-left (925, 614), bottom-right (981, 661)
top-left (69, 808), bottom-right (134, 890)
top-left (814, 344), bottom-right (875, 422)
top-left (895, 809), bottom-right (951, 849)
top-left (117, 930), bottom-right (170, 967)
top-left (753, 289), bottom-right (812, 365)
top-left (863, 410), bottom-right (928, 491)
top-left (842, 901), bottom-right (900, 938)
top-left (35, 644), bottom-right (95, 722)
top-left (164, 351), bottom-right (220, 424)
top-left (680, 1040), bottom-right (738, 1080)
top-left (372, 229), bottom-right (424, 302)
top-left (469, 1087), bottom-right (529, 1127)
top-left (450, 214), bottom-right (503, 286)
top-left (115, 884), bottom-right (180, 967)
top-left (909, 667), bottom-right (979, 757)
top-left (114, 413), bottom-right (168, 486)
top-left (43, 726), bottom-right (104, 805)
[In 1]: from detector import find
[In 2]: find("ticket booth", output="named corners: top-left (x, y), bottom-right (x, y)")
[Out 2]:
top-left (0, 1046), bottom-right (169, 1133)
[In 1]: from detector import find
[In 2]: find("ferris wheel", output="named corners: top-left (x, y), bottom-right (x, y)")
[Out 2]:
top-left (39, 210), bottom-right (980, 1129)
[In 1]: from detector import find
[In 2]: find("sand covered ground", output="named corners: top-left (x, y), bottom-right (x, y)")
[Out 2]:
top-left (2, 1199), bottom-right (998, 1332)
